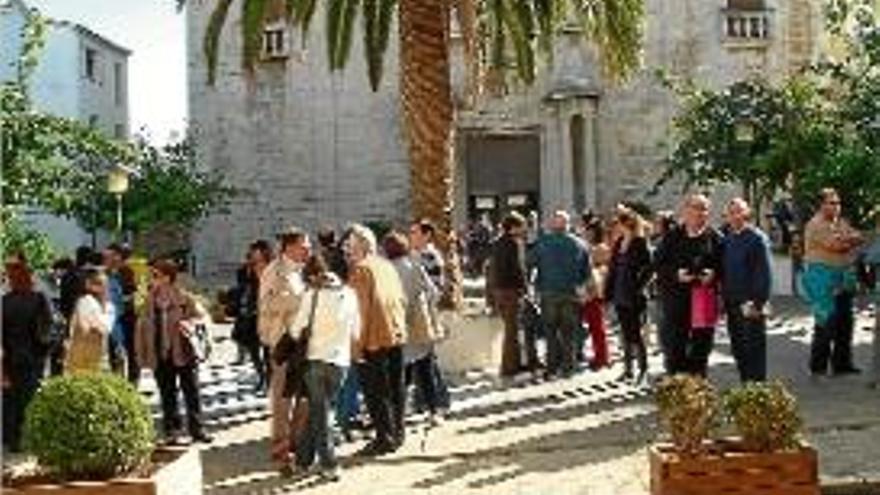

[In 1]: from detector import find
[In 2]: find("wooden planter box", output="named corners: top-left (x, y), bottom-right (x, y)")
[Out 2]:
top-left (649, 439), bottom-right (819, 495)
top-left (5, 446), bottom-right (202, 495)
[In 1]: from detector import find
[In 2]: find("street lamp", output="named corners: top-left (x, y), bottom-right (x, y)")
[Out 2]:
top-left (107, 163), bottom-right (134, 241)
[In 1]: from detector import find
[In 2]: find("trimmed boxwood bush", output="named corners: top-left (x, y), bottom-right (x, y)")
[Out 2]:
top-left (23, 373), bottom-right (155, 480)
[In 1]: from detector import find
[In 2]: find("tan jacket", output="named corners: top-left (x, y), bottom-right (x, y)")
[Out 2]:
top-left (349, 255), bottom-right (408, 355)
top-left (258, 258), bottom-right (305, 348)
top-left (136, 286), bottom-right (205, 369)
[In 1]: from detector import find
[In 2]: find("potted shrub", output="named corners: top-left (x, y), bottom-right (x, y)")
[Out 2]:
top-left (654, 374), bottom-right (720, 456)
top-left (4, 373), bottom-right (203, 495)
top-left (650, 378), bottom-right (819, 495)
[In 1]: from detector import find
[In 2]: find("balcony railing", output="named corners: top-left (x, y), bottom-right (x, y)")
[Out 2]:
top-left (722, 8), bottom-right (772, 44)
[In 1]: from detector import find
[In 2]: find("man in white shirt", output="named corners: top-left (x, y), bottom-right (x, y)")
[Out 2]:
top-left (258, 228), bottom-right (310, 469)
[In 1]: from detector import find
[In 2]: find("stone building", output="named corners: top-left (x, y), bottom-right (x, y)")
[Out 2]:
top-left (187, 0), bottom-right (819, 280)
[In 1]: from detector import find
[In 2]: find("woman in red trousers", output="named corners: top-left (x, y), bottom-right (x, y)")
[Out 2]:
top-left (580, 217), bottom-right (611, 369)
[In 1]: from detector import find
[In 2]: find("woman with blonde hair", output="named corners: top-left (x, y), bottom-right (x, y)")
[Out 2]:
top-left (65, 268), bottom-right (114, 374)
top-left (605, 208), bottom-right (653, 384)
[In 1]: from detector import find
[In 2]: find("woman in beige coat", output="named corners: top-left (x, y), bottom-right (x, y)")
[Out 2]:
top-left (383, 231), bottom-right (445, 424)
top-left (65, 269), bottom-right (114, 374)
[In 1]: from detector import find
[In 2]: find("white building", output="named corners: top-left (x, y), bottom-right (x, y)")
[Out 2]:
top-left (1, 0), bottom-right (131, 252)
top-left (187, 0), bottom-right (820, 281)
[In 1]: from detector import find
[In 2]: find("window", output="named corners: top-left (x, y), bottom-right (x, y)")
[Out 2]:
top-left (723, 1), bottom-right (771, 42)
top-left (84, 48), bottom-right (99, 82)
top-left (114, 124), bottom-right (125, 139)
top-left (262, 22), bottom-right (288, 59)
top-left (88, 114), bottom-right (99, 128)
top-left (113, 62), bottom-right (124, 106)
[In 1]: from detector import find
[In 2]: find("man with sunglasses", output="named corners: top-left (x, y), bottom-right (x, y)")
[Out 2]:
top-left (802, 188), bottom-right (864, 377)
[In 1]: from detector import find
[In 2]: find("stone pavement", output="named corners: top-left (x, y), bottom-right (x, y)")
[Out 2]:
top-left (194, 297), bottom-right (879, 495)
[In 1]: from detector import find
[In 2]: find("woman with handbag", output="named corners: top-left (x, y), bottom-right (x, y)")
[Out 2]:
top-left (286, 254), bottom-right (360, 481)
top-left (136, 259), bottom-right (212, 444)
top-left (65, 267), bottom-right (114, 374)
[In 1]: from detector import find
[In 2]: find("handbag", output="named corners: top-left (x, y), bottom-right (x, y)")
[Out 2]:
top-left (282, 290), bottom-right (319, 399)
top-left (690, 283), bottom-right (718, 330)
top-left (182, 322), bottom-right (212, 363)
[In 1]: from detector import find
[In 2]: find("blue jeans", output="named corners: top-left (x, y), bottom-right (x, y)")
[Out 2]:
top-left (298, 361), bottom-right (344, 469)
top-left (335, 366), bottom-right (360, 432)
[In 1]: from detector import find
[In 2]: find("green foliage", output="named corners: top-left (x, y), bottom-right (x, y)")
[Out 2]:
top-left (362, 0), bottom-right (397, 90)
top-left (655, 374), bottom-right (720, 456)
top-left (0, 211), bottom-right (58, 272)
top-left (658, 68), bottom-right (879, 228)
top-left (792, 143), bottom-right (880, 228)
top-left (723, 381), bottom-right (803, 452)
top-left (23, 374), bottom-right (155, 480)
top-left (2, 8), bottom-right (135, 216)
top-left (203, 0), bottom-right (234, 85)
top-left (200, 0), bottom-right (644, 90)
top-left (327, 0), bottom-right (361, 72)
top-left (69, 138), bottom-right (236, 235)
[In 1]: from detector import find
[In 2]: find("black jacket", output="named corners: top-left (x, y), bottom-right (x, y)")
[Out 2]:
top-left (2, 290), bottom-right (52, 377)
top-left (605, 236), bottom-right (653, 309)
top-left (489, 234), bottom-right (526, 291)
top-left (653, 224), bottom-right (723, 329)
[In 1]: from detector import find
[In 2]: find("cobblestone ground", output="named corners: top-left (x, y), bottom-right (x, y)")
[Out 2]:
top-left (194, 297), bottom-right (879, 495)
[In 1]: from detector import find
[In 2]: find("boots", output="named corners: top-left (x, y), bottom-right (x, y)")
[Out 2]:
top-left (617, 343), bottom-right (634, 382)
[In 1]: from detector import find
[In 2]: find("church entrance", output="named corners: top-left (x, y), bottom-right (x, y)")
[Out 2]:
top-left (462, 132), bottom-right (541, 225)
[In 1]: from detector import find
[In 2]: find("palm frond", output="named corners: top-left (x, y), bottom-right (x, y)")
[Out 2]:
top-left (502, 0), bottom-right (536, 84)
top-left (241, 0), bottom-right (270, 75)
top-left (362, 0), bottom-right (397, 90)
top-left (572, 0), bottom-right (644, 80)
top-left (327, 0), bottom-right (361, 71)
top-left (203, 0), bottom-right (234, 85)
top-left (287, 0), bottom-right (319, 45)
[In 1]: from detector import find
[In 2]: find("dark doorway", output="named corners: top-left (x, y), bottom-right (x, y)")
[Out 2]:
top-left (464, 133), bottom-right (541, 224)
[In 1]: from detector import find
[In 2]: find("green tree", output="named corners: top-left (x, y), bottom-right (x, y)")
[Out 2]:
top-left (657, 1), bottom-right (880, 228)
top-left (68, 138), bottom-right (236, 236)
top-left (1, 7), bottom-right (133, 265)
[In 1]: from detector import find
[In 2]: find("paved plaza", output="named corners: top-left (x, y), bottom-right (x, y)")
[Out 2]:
top-left (175, 297), bottom-right (880, 495)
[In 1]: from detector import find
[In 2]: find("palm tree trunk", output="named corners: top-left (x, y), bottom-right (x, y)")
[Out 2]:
top-left (399, 0), bottom-right (462, 308)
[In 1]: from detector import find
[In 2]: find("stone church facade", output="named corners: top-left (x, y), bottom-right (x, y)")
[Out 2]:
top-left (187, 0), bottom-right (819, 280)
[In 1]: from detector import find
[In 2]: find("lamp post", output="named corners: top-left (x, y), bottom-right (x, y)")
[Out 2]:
top-left (107, 163), bottom-right (133, 241)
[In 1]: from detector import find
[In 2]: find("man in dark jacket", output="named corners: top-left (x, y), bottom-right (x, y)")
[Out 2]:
top-left (721, 198), bottom-right (773, 382)
top-left (529, 210), bottom-right (591, 378)
top-left (489, 212), bottom-right (528, 377)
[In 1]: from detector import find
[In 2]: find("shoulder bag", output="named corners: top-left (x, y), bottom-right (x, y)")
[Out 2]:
top-left (282, 289), bottom-right (319, 399)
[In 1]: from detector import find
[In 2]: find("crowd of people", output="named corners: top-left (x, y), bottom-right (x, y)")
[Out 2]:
top-left (2, 187), bottom-right (878, 483)
top-left (482, 189), bottom-right (879, 388)
top-left (2, 244), bottom-right (213, 453)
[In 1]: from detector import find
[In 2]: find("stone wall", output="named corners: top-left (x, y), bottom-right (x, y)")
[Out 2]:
top-left (187, 0), bottom-right (410, 282)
